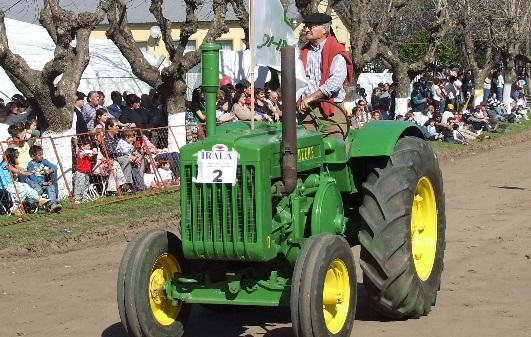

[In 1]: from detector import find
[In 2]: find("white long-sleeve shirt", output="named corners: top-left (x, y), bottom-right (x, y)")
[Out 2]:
top-left (300, 39), bottom-right (347, 102)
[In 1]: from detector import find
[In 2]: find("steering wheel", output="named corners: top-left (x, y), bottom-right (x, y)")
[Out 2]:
top-left (299, 99), bottom-right (351, 140)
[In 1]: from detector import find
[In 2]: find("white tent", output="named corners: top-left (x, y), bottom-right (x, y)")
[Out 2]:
top-left (0, 18), bottom-right (158, 101)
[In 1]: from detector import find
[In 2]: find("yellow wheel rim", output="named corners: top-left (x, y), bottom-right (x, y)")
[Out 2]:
top-left (149, 253), bottom-right (181, 326)
top-left (323, 259), bottom-right (350, 334)
top-left (411, 176), bottom-right (438, 281)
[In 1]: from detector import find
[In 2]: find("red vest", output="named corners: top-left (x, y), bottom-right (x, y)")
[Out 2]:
top-left (300, 36), bottom-right (354, 116)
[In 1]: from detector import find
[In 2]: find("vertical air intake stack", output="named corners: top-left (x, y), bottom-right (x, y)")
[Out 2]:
top-left (201, 42), bottom-right (221, 136)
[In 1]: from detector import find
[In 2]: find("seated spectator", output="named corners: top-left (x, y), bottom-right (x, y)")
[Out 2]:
top-left (7, 123), bottom-right (32, 176)
top-left (140, 134), bottom-right (180, 179)
top-left (216, 99), bottom-right (235, 124)
top-left (231, 90), bottom-right (267, 121)
top-left (0, 148), bottom-right (48, 215)
top-left (27, 145), bottom-right (62, 212)
top-left (153, 159), bottom-right (177, 187)
top-left (24, 118), bottom-right (40, 147)
top-left (433, 114), bottom-right (453, 140)
top-left (73, 138), bottom-right (97, 203)
top-left (235, 79), bottom-right (252, 105)
top-left (94, 108), bottom-right (110, 129)
top-left (442, 103), bottom-right (455, 126)
top-left (91, 128), bottom-right (126, 196)
top-left (466, 105), bottom-right (489, 132)
top-left (351, 102), bottom-right (370, 128)
top-left (448, 117), bottom-right (466, 144)
top-left (404, 112), bottom-right (416, 123)
top-left (254, 88), bottom-right (274, 122)
top-left (426, 118), bottom-right (444, 141)
top-left (371, 110), bottom-right (383, 121)
top-left (264, 89), bottom-right (282, 121)
top-left (415, 105), bottom-right (433, 127)
top-left (4, 97), bottom-right (30, 126)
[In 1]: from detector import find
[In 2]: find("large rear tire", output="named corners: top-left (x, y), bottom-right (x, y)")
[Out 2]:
top-left (118, 230), bottom-right (190, 337)
top-left (291, 233), bottom-right (357, 337)
top-left (358, 136), bottom-right (446, 318)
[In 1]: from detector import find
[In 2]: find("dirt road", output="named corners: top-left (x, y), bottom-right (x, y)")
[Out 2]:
top-left (1, 140), bottom-right (531, 337)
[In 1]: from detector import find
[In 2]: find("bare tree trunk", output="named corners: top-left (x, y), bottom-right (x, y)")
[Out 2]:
top-left (0, 1), bottom-right (110, 132)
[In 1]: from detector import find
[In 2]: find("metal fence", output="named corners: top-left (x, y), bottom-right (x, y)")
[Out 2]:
top-left (0, 125), bottom-right (187, 219)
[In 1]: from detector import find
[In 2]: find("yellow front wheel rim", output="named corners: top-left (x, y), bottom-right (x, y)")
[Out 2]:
top-left (323, 259), bottom-right (350, 334)
top-left (149, 253), bottom-right (181, 326)
top-left (411, 176), bottom-right (438, 281)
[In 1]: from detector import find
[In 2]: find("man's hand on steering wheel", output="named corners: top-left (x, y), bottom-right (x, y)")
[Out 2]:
top-left (296, 98), bottom-right (310, 112)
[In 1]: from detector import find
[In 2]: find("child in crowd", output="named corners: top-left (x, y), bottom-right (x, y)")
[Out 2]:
top-left (0, 148), bottom-right (49, 216)
top-left (27, 145), bottom-right (62, 212)
top-left (73, 139), bottom-right (97, 203)
top-left (215, 99), bottom-right (235, 124)
top-left (117, 130), bottom-right (146, 190)
top-left (24, 118), bottom-right (40, 147)
top-left (7, 123), bottom-right (32, 173)
top-left (426, 118), bottom-right (444, 141)
top-left (156, 159), bottom-right (177, 186)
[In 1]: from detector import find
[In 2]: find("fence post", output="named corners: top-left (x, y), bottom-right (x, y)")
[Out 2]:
top-left (139, 128), bottom-right (164, 187)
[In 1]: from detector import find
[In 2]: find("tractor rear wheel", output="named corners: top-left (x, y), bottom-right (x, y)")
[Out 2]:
top-left (291, 233), bottom-right (357, 337)
top-left (118, 229), bottom-right (190, 337)
top-left (358, 136), bottom-right (446, 318)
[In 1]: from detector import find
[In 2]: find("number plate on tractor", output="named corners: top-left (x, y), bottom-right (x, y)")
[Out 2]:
top-left (195, 144), bottom-right (238, 184)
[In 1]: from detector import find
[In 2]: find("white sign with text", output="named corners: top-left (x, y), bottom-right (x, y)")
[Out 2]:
top-left (195, 144), bottom-right (238, 184)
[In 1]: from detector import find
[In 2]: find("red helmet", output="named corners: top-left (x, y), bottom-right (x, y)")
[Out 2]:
top-left (220, 76), bottom-right (233, 87)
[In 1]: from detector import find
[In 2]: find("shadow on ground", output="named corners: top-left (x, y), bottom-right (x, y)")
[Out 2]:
top-left (102, 283), bottom-right (386, 337)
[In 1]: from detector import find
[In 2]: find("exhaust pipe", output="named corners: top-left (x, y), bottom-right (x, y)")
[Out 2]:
top-left (279, 46), bottom-right (297, 194)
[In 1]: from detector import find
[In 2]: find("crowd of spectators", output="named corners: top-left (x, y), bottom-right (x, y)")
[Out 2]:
top-left (350, 66), bottom-right (530, 144)
top-left (0, 90), bottom-right (179, 217)
top-left (185, 77), bottom-right (283, 142)
top-left (0, 65), bottom-right (529, 216)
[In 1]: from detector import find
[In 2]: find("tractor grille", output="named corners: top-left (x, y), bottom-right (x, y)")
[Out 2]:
top-left (183, 164), bottom-right (257, 250)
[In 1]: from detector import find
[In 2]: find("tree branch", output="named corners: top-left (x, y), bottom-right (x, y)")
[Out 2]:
top-left (105, 0), bottom-right (162, 88)
top-left (0, 11), bottom-right (43, 95)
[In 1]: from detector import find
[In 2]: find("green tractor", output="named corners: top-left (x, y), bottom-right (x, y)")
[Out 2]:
top-left (117, 43), bottom-right (445, 337)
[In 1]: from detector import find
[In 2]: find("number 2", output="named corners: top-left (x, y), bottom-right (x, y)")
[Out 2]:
top-left (213, 169), bottom-right (222, 182)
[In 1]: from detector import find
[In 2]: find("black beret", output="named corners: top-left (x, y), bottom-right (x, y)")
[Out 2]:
top-left (303, 13), bottom-right (332, 25)
top-left (76, 91), bottom-right (86, 101)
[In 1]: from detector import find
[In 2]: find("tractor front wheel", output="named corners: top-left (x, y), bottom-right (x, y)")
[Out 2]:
top-left (291, 233), bottom-right (357, 337)
top-left (358, 136), bottom-right (446, 318)
top-left (117, 230), bottom-right (190, 337)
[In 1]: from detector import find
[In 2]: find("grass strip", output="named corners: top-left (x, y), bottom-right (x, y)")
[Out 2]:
top-left (0, 189), bottom-right (180, 251)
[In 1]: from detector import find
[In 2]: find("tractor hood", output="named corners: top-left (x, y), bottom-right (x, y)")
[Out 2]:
top-left (180, 121), bottom-right (324, 177)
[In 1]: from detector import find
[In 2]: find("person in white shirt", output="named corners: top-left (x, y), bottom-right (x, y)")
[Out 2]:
top-left (442, 103), bottom-right (455, 125)
top-left (415, 105), bottom-right (433, 128)
top-left (483, 77), bottom-right (492, 102)
top-left (497, 72), bottom-right (504, 100)
top-left (156, 160), bottom-right (174, 185)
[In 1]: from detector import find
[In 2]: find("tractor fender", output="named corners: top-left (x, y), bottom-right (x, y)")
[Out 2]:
top-left (348, 121), bottom-right (425, 158)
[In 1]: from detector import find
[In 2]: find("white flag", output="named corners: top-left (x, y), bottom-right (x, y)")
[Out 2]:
top-left (251, 0), bottom-right (307, 95)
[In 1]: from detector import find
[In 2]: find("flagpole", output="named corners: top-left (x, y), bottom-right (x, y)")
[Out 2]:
top-left (249, 0), bottom-right (255, 130)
